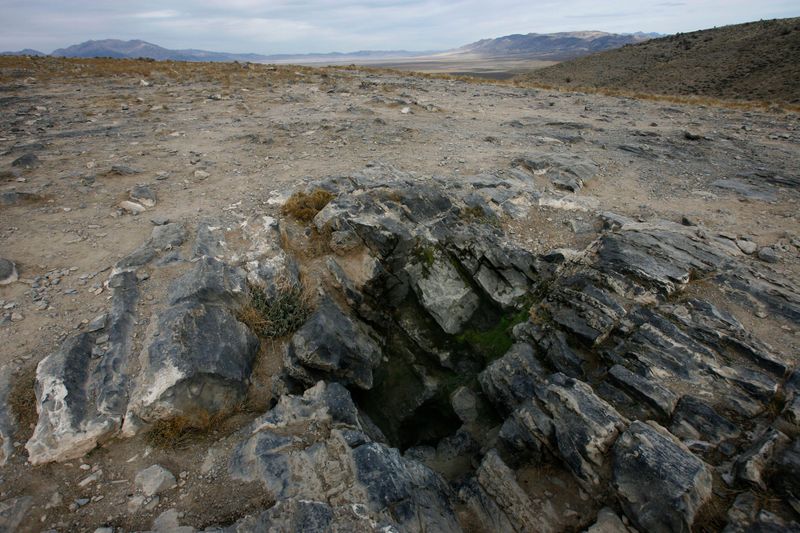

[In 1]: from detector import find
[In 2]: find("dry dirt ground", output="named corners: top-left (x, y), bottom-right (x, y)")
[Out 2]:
top-left (0, 57), bottom-right (799, 531)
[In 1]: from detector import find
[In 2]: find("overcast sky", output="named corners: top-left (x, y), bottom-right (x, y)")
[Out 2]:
top-left (1, 0), bottom-right (798, 54)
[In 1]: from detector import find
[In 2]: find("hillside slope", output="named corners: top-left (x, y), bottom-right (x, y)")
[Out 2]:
top-left (456, 31), bottom-right (656, 60)
top-left (518, 17), bottom-right (800, 103)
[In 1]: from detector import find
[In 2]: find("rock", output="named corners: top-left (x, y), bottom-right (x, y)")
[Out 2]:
top-left (586, 507), bottom-right (634, 533)
top-left (0, 258), bottom-right (18, 285)
top-left (669, 395), bottom-right (739, 446)
top-left (0, 369), bottom-right (14, 466)
top-left (0, 496), bottom-right (33, 531)
top-left (86, 313), bottom-right (107, 332)
top-left (733, 428), bottom-right (789, 489)
top-left (450, 386), bottom-right (479, 424)
top-left (194, 170), bottom-right (210, 179)
top-left (517, 373), bottom-right (627, 488)
top-left (167, 256), bottom-right (245, 307)
top-left (285, 297), bottom-right (381, 389)
top-left (612, 420), bottom-right (713, 533)
top-left (135, 465), bottom-right (177, 497)
top-left (130, 184), bottom-right (157, 207)
top-left (193, 219), bottom-right (225, 258)
top-left (0, 191), bottom-right (42, 206)
top-left (683, 131), bottom-right (702, 141)
top-left (119, 200), bottom-right (146, 215)
top-left (512, 153), bottom-right (599, 192)
top-left (230, 381), bottom-right (461, 532)
top-left (479, 342), bottom-right (546, 412)
top-left (124, 299), bottom-right (258, 431)
top-left (736, 239), bottom-right (757, 255)
top-left (757, 246), bottom-right (779, 263)
top-left (469, 450), bottom-right (546, 532)
top-left (11, 153), bottom-right (39, 169)
top-left (109, 164), bottom-right (141, 175)
top-left (773, 438), bottom-right (800, 497)
top-left (608, 364), bottom-right (678, 418)
top-left (405, 248), bottom-right (480, 334)
top-left (151, 216), bottom-right (170, 226)
top-left (152, 508), bottom-right (196, 533)
top-left (150, 222), bottom-right (187, 250)
top-left (26, 272), bottom-right (139, 464)
top-left (223, 499), bottom-right (345, 532)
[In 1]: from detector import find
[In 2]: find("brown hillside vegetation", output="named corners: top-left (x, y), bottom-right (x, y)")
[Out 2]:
top-left (518, 17), bottom-right (800, 104)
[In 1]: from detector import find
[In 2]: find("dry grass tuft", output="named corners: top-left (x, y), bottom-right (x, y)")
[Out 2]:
top-left (281, 189), bottom-right (334, 222)
top-left (238, 280), bottom-right (312, 339)
top-left (8, 366), bottom-right (38, 440)
top-left (145, 409), bottom-right (225, 449)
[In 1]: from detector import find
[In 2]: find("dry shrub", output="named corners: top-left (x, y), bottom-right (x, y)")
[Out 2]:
top-left (145, 409), bottom-right (225, 449)
top-left (8, 366), bottom-right (37, 440)
top-left (238, 281), bottom-right (312, 339)
top-left (281, 189), bottom-right (334, 222)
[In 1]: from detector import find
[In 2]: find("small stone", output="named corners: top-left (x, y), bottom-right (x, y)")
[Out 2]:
top-left (155, 171), bottom-right (170, 180)
top-left (130, 185), bottom-right (157, 208)
top-left (87, 314), bottom-right (107, 332)
top-left (0, 258), bottom-right (18, 285)
top-left (150, 216), bottom-right (170, 226)
top-left (401, 107), bottom-right (411, 114)
top-left (683, 131), bottom-right (702, 141)
top-left (135, 465), bottom-right (176, 497)
top-left (11, 153), bottom-right (39, 169)
top-left (757, 246), bottom-right (779, 263)
top-left (736, 239), bottom-right (757, 255)
top-left (10, 312), bottom-right (23, 322)
top-left (681, 215), bottom-right (698, 227)
top-left (119, 201), bottom-right (146, 215)
top-left (110, 165), bottom-right (142, 176)
top-left (194, 170), bottom-right (210, 179)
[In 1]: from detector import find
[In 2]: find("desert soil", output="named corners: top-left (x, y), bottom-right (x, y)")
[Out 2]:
top-left (0, 57), bottom-right (799, 531)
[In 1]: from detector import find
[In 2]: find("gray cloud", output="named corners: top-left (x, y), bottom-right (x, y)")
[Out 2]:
top-left (0, 0), bottom-right (797, 53)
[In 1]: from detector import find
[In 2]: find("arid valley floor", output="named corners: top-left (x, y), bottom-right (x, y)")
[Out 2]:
top-left (0, 57), bottom-right (799, 532)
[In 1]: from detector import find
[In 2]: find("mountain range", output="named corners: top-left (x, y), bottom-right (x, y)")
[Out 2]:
top-left (450, 31), bottom-right (658, 60)
top-left (1, 31), bottom-right (658, 64)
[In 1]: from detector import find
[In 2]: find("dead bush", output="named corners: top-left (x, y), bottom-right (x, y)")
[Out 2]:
top-left (238, 281), bottom-right (311, 339)
top-left (281, 189), bottom-right (334, 222)
top-left (8, 366), bottom-right (37, 440)
top-left (145, 409), bottom-right (225, 449)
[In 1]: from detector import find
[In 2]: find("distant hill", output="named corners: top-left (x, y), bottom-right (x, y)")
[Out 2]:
top-left (51, 39), bottom-right (270, 62)
top-left (452, 31), bottom-right (658, 60)
top-left (9, 31), bottom-right (656, 66)
top-left (518, 17), bottom-right (800, 103)
top-left (0, 49), bottom-right (45, 56)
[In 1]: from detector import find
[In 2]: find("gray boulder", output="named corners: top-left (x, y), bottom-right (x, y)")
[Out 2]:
top-left (167, 256), bottom-right (246, 307)
top-left (612, 420), bottom-right (713, 533)
top-left (479, 342), bottom-right (546, 413)
top-left (405, 248), bottom-right (480, 334)
top-left (285, 298), bottom-right (382, 389)
top-left (230, 381), bottom-right (461, 532)
top-left (501, 373), bottom-right (627, 489)
top-left (512, 153), bottom-right (599, 192)
top-left (124, 300), bottom-right (258, 431)
top-left (135, 465), bottom-right (177, 497)
top-left (26, 272), bottom-right (139, 464)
